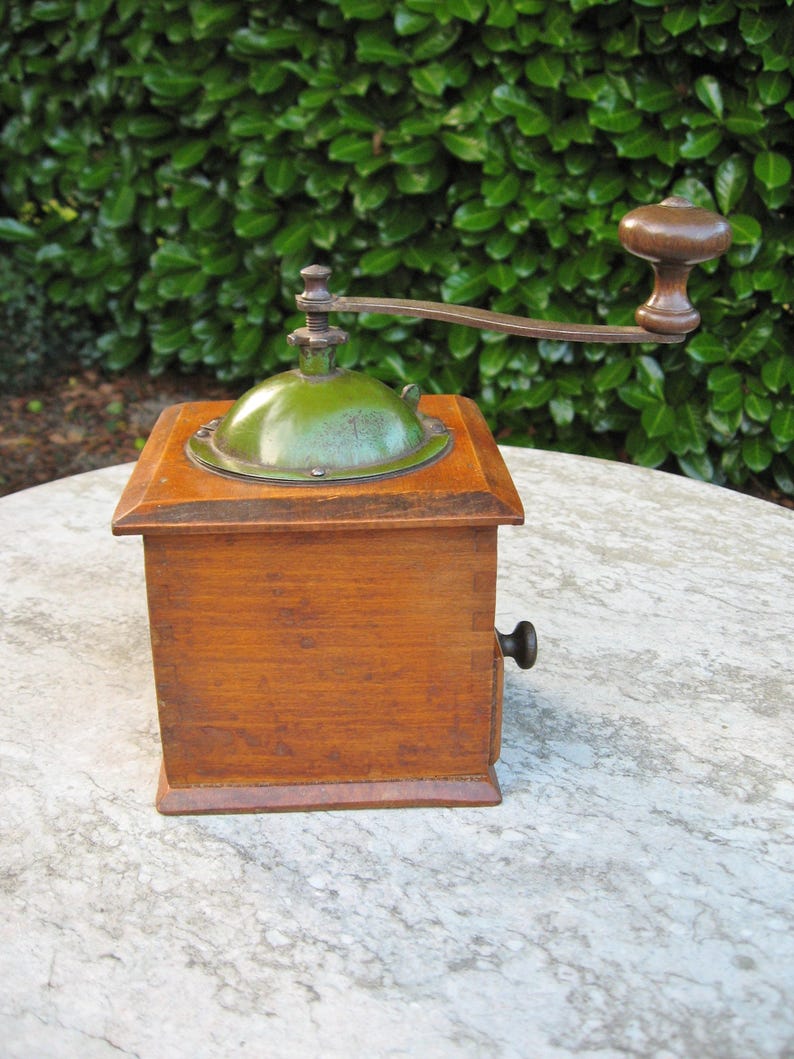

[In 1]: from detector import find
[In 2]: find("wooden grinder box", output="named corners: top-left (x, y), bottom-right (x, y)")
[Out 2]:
top-left (112, 394), bottom-right (524, 813)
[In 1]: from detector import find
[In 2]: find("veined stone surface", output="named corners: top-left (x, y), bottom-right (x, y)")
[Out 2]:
top-left (1, 455), bottom-right (792, 1059)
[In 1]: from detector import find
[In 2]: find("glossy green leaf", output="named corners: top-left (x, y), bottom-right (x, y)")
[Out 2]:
top-left (128, 115), bottom-right (174, 138)
top-left (358, 246), bottom-right (402, 276)
top-left (492, 85), bottom-right (551, 135)
top-left (232, 211), bottom-right (279, 239)
top-left (739, 10), bottom-right (776, 46)
top-left (694, 75), bottom-right (724, 119)
top-left (632, 437), bottom-right (669, 468)
top-left (614, 126), bottom-right (658, 159)
top-left (189, 1), bottom-right (240, 32)
top-left (0, 217), bottom-right (39, 243)
top-left (728, 215), bottom-right (762, 246)
top-left (264, 157), bottom-right (298, 196)
top-left (770, 407), bottom-right (794, 444)
top-left (151, 241), bottom-right (200, 272)
top-left (524, 53), bottom-right (564, 88)
top-left (446, 0), bottom-right (486, 21)
top-left (271, 220), bottom-right (313, 256)
top-left (151, 320), bottom-right (193, 355)
top-left (662, 7), bottom-right (698, 34)
top-left (714, 156), bottom-right (749, 214)
top-left (619, 382), bottom-right (660, 411)
top-left (230, 27), bottom-right (306, 55)
top-left (188, 195), bottom-right (226, 232)
top-left (486, 262), bottom-right (516, 292)
top-left (771, 457), bottom-right (794, 496)
top-left (522, 379), bottom-right (556, 409)
top-left (744, 393), bottom-right (773, 423)
top-left (486, 229), bottom-right (518, 260)
top-left (142, 69), bottom-right (201, 99)
top-left (538, 341), bottom-right (571, 365)
top-left (355, 29), bottom-right (407, 65)
top-left (641, 401), bottom-right (676, 438)
top-left (440, 268), bottom-right (490, 304)
top-left (687, 333), bottom-right (727, 364)
top-left (99, 185), bottom-right (136, 228)
top-left (157, 269), bottom-right (208, 298)
top-left (351, 181), bottom-right (390, 213)
top-left (711, 387), bottom-right (744, 413)
top-left (229, 112), bottom-right (275, 138)
top-left (762, 356), bottom-right (793, 394)
top-left (341, 0), bottom-right (390, 16)
top-left (481, 172), bottom-right (520, 208)
top-left (550, 395), bottom-right (575, 426)
top-left (706, 404), bottom-right (742, 437)
top-left (680, 126), bottom-right (722, 160)
top-left (233, 323), bottom-right (263, 359)
top-left (395, 7), bottom-right (432, 34)
top-left (410, 64), bottom-right (448, 96)
top-left (98, 333), bottom-right (145, 370)
top-left (588, 101), bottom-right (641, 134)
top-left (578, 246), bottom-right (611, 282)
top-left (753, 152), bottom-right (792, 190)
top-left (732, 316), bottom-right (774, 362)
top-left (391, 140), bottom-right (437, 166)
top-left (31, 1), bottom-right (72, 18)
top-left (395, 163), bottom-right (447, 194)
top-left (200, 247), bottom-right (240, 276)
top-left (328, 134), bottom-right (374, 163)
top-left (171, 140), bottom-right (210, 170)
top-left (441, 130), bottom-right (488, 162)
top-left (479, 344), bottom-right (510, 379)
top-left (633, 78), bottom-right (677, 113)
top-left (708, 365), bottom-right (742, 393)
top-left (447, 324), bottom-right (478, 361)
top-left (724, 107), bottom-right (765, 135)
top-left (248, 63), bottom-right (288, 95)
top-left (672, 403), bottom-right (708, 455)
top-left (586, 171), bottom-right (626, 205)
top-left (411, 23), bottom-right (462, 61)
top-left (593, 358), bottom-right (632, 392)
top-left (453, 200), bottom-right (502, 232)
top-left (46, 127), bottom-right (87, 156)
top-left (757, 71), bottom-right (791, 106)
top-left (677, 452), bottom-right (714, 481)
top-left (742, 436), bottom-right (774, 472)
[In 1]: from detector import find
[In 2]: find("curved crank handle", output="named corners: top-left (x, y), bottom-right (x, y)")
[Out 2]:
top-left (496, 621), bottom-right (538, 670)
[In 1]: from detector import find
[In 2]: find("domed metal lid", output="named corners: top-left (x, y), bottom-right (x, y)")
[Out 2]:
top-left (186, 266), bottom-right (451, 483)
top-left (187, 368), bottom-right (449, 483)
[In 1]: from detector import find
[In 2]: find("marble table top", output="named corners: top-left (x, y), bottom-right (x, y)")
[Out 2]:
top-left (1, 451), bottom-right (792, 1059)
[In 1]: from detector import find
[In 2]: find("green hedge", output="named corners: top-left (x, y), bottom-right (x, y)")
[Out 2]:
top-left (1, 0), bottom-right (793, 493)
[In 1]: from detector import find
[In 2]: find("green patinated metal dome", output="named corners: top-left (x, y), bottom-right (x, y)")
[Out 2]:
top-left (186, 264), bottom-right (451, 484)
top-left (187, 365), bottom-right (450, 483)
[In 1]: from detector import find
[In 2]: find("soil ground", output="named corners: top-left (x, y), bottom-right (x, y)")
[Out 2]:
top-left (1, 362), bottom-right (791, 509)
top-left (0, 363), bottom-right (237, 498)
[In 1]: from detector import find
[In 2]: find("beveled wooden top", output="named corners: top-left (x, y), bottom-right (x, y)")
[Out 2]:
top-left (111, 395), bottom-right (524, 535)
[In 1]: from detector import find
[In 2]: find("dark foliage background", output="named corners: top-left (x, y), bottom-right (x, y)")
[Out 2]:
top-left (1, 0), bottom-right (792, 493)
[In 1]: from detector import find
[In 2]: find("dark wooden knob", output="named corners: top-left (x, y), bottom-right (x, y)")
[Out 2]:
top-left (496, 621), bottom-right (538, 670)
top-left (619, 196), bottom-right (732, 335)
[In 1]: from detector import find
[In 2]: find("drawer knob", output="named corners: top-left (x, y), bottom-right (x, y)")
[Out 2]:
top-left (497, 621), bottom-right (538, 670)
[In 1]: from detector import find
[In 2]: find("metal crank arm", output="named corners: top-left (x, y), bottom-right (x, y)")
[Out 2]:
top-left (295, 197), bottom-right (732, 347)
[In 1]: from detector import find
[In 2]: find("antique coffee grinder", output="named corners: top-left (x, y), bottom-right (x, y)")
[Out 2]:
top-left (113, 197), bottom-right (731, 813)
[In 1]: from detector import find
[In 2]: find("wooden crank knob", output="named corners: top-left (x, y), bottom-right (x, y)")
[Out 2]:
top-left (619, 196), bottom-right (732, 336)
